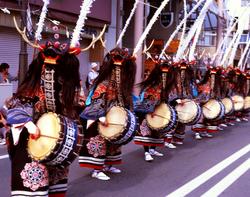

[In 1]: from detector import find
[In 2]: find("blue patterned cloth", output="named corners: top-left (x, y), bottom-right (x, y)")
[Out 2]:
top-left (7, 101), bottom-right (33, 124)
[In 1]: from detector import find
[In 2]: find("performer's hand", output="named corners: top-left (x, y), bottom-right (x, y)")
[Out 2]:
top-left (24, 121), bottom-right (40, 140)
top-left (30, 128), bottom-right (40, 140)
top-left (99, 117), bottom-right (108, 127)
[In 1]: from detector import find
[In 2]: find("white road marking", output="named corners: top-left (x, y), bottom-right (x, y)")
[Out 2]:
top-left (166, 144), bottom-right (250, 197)
top-left (201, 159), bottom-right (250, 197)
top-left (0, 154), bottom-right (9, 160)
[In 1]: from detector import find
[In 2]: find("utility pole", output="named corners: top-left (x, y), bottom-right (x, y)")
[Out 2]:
top-left (134, 0), bottom-right (144, 95)
top-left (18, 0), bottom-right (28, 86)
top-left (116, 0), bottom-right (122, 47)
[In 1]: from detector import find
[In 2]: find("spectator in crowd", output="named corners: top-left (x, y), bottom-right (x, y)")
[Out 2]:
top-left (0, 107), bottom-right (8, 145)
top-left (86, 62), bottom-right (99, 90)
top-left (0, 63), bottom-right (18, 83)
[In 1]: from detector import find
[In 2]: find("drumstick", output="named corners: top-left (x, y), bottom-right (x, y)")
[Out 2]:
top-left (152, 114), bottom-right (170, 121)
top-left (175, 110), bottom-right (193, 114)
top-left (37, 134), bottom-right (63, 140)
top-left (100, 122), bottom-right (125, 127)
top-left (202, 106), bottom-right (212, 111)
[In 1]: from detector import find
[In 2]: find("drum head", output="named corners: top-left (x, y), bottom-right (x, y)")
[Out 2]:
top-left (28, 113), bottom-right (61, 161)
top-left (98, 106), bottom-right (127, 140)
top-left (232, 95), bottom-right (244, 111)
top-left (244, 96), bottom-right (250, 110)
top-left (175, 99), bottom-right (198, 124)
top-left (146, 103), bottom-right (171, 129)
top-left (202, 99), bottom-right (221, 120)
top-left (222, 98), bottom-right (233, 114)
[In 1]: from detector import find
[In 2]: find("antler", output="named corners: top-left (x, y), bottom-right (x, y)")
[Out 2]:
top-left (81, 24), bottom-right (107, 52)
top-left (143, 39), bottom-right (154, 54)
top-left (100, 37), bottom-right (109, 53)
top-left (13, 16), bottom-right (42, 50)
top-left (142, 39), bottom-right (155, 61)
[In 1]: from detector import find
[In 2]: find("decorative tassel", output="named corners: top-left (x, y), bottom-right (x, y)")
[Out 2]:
top-left (35, 0), bottom-right (50, 41)
top-left (133, 0), bottom-right (170, 56)
top-left (70, 0), bottom-right (95, 47)
top-left (116, 0), bottom-right (139, 46)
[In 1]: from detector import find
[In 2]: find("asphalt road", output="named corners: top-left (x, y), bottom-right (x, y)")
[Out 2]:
top-left (0, 121), bottom-right (249, 197)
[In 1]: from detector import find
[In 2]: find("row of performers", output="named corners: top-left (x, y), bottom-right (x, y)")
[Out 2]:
top-left (78, 50), bottom-right (250, 180)
top-left (3, 46), bottom-right (250, 196)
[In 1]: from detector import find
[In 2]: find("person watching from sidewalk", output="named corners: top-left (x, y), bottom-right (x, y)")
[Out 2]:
top-left (0, 63), bottom-right (18, 83)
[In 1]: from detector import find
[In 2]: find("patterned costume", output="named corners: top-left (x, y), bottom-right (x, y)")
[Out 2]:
top-left (79, 48), bottom-right (136, 172)
top-left (6, 42), bottom-right (84, 197)
top-left (133, 62), bottom-right (178, 156)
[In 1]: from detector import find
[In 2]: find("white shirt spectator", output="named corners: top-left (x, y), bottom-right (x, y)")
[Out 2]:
top-left (88, 62), bottom-right (99, 85)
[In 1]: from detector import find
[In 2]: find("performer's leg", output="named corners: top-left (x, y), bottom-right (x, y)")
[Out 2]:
top-left (172, 123), bottom-right (186, 144)
top-left (48, 167), bottom-right (69, 197)
top-left (10, 130), bottom-right (49, 196)
top-left (104, 144), bottom-right (122, 174)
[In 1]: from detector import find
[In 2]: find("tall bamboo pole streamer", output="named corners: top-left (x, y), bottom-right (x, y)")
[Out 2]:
top-left (116, 0), bottom-right (139, 46)
top-left (175, 0), bottom-right (213, 61)
top-left (178, 0), bottom-right (187, 52)
top-left (239, 41), bottom-right (250, 70)
top-left (215, 8), bottom-right (249, 65)
top-left (35, 0), bottom-right (50, 41)
top-left (159, 0), bottom-right (206, 59)
top-left (242, 48), bottom-right (250, 71)
top-left (220, 27), bottom-right (242, 67)
top-left (188, 11), bottom-right (206, 61)
top-left (70, 0), bottom-right (95, 47)
top-left (133, 0), bottom-right (171, 56)
top-left (228, 12), bottom-right (250, 66)
top-left (212, 18), bottom-right (239, 65)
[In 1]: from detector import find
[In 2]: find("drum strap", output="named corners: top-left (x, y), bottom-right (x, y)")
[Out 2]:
top-left (180, 69), bottom-right (187, 98)
top-left (210, 74), bottom-right (215, 98)
top-left (115, 66), bottom-right (124, 106)
top-left (41, 69), bottom-right (56, 112)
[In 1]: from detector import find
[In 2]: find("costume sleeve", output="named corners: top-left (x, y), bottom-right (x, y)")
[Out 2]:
top-left (7, 103), bottom-right (33, 125)
top-left (7, 99), bottom-right (35, 145)
top-left (80, 82), bottom-right (107, 120)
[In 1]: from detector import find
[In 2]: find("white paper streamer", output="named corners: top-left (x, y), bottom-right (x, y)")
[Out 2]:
top-left (227, 32), bottom-right (243, 66)
top-left (212, 18), bottom-right (239, 65)
top-left (220, 13), bottom-right (247, 67)
top-left (116, 0), bottom-right (139, 46)
top-left (220, 28), bottom-right (242, 67)
top-left (133, 0), bottom-right (170, 56)
top-left (239, 40), bottom-right (250, 70)
top-left (175, 0), bottom-right (213, 61)
top-left (228, 12), bottom-right (249, 66)
top-left (242, 47), bottom-right (250, 70)
top-left (188, 11), bottom-right (206, 61)
top-left (70, 0), bottom-right (95, 47)
top-left (178, 0), bottom-right (187, 53)
top-left (159, 0), bottom-right (206, 59)
top-left (35, 0), bottom-right (50, 41)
